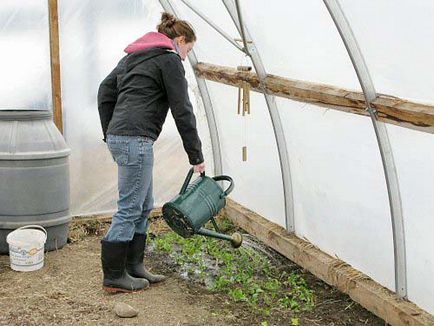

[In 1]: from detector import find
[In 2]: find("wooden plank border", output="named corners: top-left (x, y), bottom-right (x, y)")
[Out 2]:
top-left (71, 208), bottom-right (163, 225)
top-left (194, 63), bottom-right (434, 134)
top-left (224, 199), bottom-right (434, 326)
top-left (48, 0), bottom-right (63, 133)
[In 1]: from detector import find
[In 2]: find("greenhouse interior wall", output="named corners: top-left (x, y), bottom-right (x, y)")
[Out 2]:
top-left (0, 0), bottom-right (433, 319)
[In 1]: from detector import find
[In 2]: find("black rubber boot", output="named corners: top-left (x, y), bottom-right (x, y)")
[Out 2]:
top-left (101, 239), bottom-right (150, 293)
top-left (126, 233), bottom-right (167, 283)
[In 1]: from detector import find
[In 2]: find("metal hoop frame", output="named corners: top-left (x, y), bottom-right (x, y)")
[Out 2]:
top-left (323, 0), bottom-right (407, 298)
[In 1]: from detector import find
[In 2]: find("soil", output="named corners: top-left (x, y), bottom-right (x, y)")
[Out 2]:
top-left (0, 218), bottom-right (387, 326)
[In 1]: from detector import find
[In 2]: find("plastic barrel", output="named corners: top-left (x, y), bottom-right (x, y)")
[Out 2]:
top-left (0, 110), bottom-right (71, 253)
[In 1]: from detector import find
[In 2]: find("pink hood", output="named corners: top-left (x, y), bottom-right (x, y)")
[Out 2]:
top-left (124, 32), bottom-right (175, 54)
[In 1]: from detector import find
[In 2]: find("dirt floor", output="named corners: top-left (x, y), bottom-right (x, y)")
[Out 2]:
top-left (0, 218), bottom-right (387, 326)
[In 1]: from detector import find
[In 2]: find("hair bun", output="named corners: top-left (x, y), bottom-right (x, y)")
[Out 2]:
top-left (157, 12), bottom-right (196, 42)
top-left (161, 12), bottom-right (177, 28)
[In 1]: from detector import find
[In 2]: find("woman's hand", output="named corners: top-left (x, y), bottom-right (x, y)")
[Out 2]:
top-left (193, 162), bottom-right (206, 174)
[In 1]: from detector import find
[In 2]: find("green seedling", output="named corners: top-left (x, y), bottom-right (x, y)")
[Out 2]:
top-left (152, 217), bottom-right (314, 318)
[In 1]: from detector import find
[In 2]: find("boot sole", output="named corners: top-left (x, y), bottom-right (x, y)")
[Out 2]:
top-left (103, 286), bottom-right (144, 294)
top-left (127, 271), bottom-right (167, 284)
top-left (148, 278), bottom-right (167, 284)
top-left (128, 275), bottom-right (167, 284)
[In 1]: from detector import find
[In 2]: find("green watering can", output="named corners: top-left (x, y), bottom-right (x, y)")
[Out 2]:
top-left (162, 168), bottom-right (243, 248)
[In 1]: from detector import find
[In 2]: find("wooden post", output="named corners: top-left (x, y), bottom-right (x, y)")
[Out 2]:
top-left (48, 0), bottom-right (63, 134)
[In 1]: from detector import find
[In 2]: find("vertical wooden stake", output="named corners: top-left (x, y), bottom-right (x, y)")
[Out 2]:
top-left (48, 0), bottom-right (63, 134)
top-left (246, 82), bottom-right (250, 114)
top-left (242, 81), bottom-right (247, 116)
top-left (237, 84), bottom-right (242, 115)
top-left (242, 146), bottom-right (247, 161)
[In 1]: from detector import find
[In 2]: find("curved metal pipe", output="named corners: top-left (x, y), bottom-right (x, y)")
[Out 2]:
top-left (179, 0), bottom-right (244, 52)
top-left (222, 0), bottom-right (295, 232)
top-left (233, 0), bottom-right (250, 56)
top-left (323, 0), bottom-right (407, 297)
top-left (158, 0), bottom-right (223, 176)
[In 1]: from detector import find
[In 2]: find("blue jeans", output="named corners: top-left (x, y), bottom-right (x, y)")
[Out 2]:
top-left (104, 135), bottom-right (154, 242)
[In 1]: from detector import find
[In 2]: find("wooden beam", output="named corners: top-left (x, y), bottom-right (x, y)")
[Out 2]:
top-left (48, 0), bottom-right (63, 133)
top-left (194, 63), bottom-right (434, 134)
top-left (224, 199), bottom-right (434, 326)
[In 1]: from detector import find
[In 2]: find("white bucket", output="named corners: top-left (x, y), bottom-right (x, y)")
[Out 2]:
top-left (6, 225), bottom-right (47, 272)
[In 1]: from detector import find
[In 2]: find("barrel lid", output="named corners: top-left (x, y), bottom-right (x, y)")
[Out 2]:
top-left (0, 109), bottom-right (52, 121)
top-left (0, 109), bottom-right (70, 160)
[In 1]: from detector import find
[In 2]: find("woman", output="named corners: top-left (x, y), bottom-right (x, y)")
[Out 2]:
top-left (97, 13), bottom-right (205, 293)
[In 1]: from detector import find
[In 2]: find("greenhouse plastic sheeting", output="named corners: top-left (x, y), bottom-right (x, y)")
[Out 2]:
top-left (240, 0), bottom-right (361, 90)
top-left (206, 82), bottom-right (285, 227)
top-left (339, 0), bottom-right (434, 103)
top-left (170, 0), bottom-right (242, 67)
top-left (0, 0), bottom-right (52, 109)
top-left (278, 98), bottom-right (394, 290)
top-left (387, 125), bottom-right (434, 314)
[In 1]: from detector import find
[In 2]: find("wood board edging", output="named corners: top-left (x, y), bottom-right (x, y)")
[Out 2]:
top-left (71, 208), bottom-right (162, 225)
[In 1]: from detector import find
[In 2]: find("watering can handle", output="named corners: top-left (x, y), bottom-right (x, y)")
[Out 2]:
top-left (180, 168), bottom-right (205, 194)
top-left (179, 168), bottom-right (194, 195)
top-left (212, 175), bottom-right (234, 197)
top-left (180, 169), bottom-right (234, 197)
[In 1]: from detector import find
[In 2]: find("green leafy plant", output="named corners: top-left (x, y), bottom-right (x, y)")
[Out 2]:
top-left (151, 217), bottom-right (314, 318)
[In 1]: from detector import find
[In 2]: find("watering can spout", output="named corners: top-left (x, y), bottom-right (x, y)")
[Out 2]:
top-left (196, 228), bottom-right (243, 248)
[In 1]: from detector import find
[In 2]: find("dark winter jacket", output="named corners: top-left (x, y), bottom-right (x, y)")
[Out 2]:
top-left (97, 32), bottom-right (203, 165)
